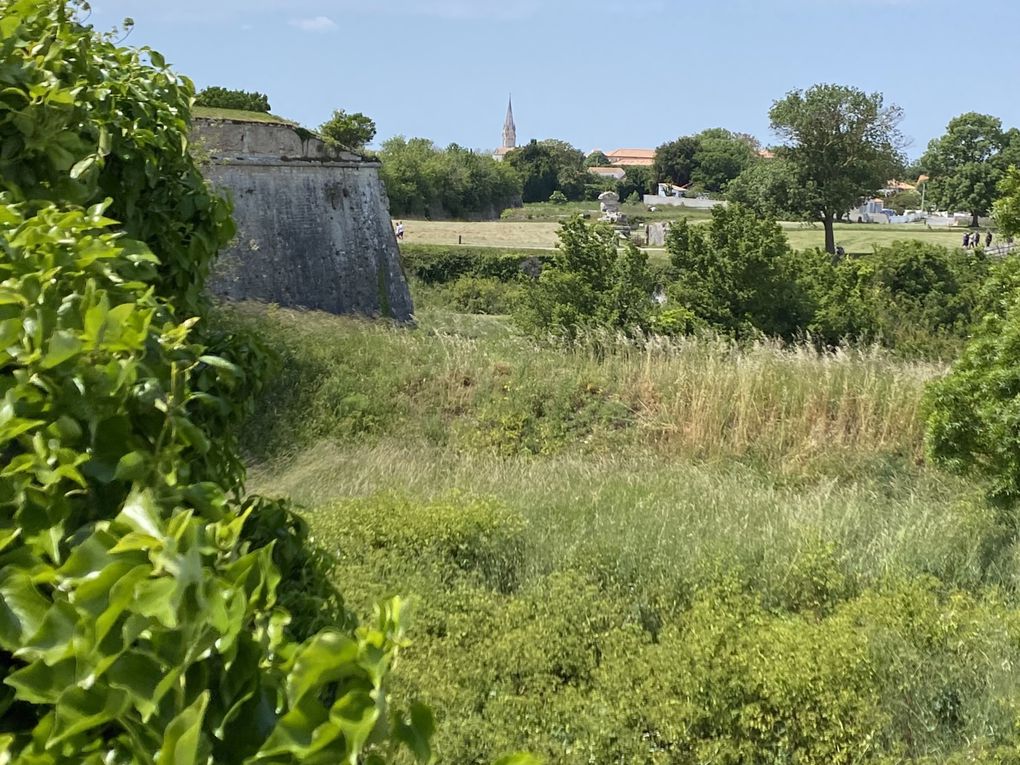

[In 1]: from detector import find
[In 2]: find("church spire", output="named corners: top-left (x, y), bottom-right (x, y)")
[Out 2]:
top-left (502, 95), bottom-right (516, 150)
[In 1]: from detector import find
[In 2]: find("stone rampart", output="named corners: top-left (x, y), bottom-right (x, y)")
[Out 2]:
top-left (194, 117), bottom-right (412, 320)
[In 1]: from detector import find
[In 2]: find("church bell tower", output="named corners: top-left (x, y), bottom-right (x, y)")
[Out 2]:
top-left (502, 95), bottom-right (516, 150)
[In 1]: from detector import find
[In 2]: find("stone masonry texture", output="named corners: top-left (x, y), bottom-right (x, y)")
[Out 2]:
top-left (194, 118), bottom-right (413, 321)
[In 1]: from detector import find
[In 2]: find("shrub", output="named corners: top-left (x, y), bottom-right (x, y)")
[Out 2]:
top-left (665, 204), bottom-right (808, 338)
top-left (195, 85), bottom-right (271, 113)
top-left (548, 190), bottom-right (568, 204)
top-left (0, 4), bottom-right (432, 761)
top-left (400, 245), bottom-right (553, 285)
top-left (515, 216), bottom-right (654, 338)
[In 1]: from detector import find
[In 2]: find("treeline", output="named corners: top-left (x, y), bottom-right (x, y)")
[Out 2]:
top-left (414, 207), bottom-right (994, 358)
top-left (194, 85), bottom-right (271, 113)
top-left (654, 127), bottom-right (760, 193)
top-left (380, 137), bottom-right (521, 219)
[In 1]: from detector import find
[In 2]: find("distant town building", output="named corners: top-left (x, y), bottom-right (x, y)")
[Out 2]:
top-left (492, 96), bottom-right (516, 161)
top-left (588, 166), bottom-right (626, 181)
top-left (605, 148), bottom-right (656, 167)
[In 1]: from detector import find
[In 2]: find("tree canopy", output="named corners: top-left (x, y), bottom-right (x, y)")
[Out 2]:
top-left (654, 130), bottom-right (759, 193)
top-left (505, 139), bottom-right (588, 203)
top-left (380, 137), bottom-right (521, 218)
top-left (195, 86), bottom-right (271, 113)
top-left (921, 112), bottom-right (1020, 227)
top-left (770, 83), bottom-right (905, 254)
top-left (319, 108), bottom-right (377, 152)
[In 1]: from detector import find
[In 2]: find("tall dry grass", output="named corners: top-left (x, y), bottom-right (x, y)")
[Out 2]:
top-left (231, 305), bottom-right (941, 469)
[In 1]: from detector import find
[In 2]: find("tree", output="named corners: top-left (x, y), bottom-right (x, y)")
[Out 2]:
top-left (195, 85), bottom-right (271, 112)
top-left (769, 84), bottom-right (905, 254)
top-left (505, 139), bottom-right (587, 203)
top-left (691, 128), bottom-right (758, 192)
top-left (654, 135), bottom-right (700, 186)
top-left (620, 165), bottom-right (655, 199)
top-left (319, 108), bottom-right (377, 152)
top-left (920, 113), bottom-right (1020, 228)
top-left (994, 165), bottom-right (1020, 237)
top-left (726, 157), bottom-right (809, 221)
top-left (584, 150), bottom-right (611, 167)
top-left (515, 216), bottom-right (653, 337)
top-left (378, 137), bottom-right (521, 219)
top-left (664, 204), bottom-right (808, 338)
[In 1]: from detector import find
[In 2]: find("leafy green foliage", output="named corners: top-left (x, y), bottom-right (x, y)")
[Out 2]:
top-left (994, 165), bottom-right (1020, 237)
top-left (514, 217), bottom-right (653, 338)
top-left (0, 201), bottom-right (422, 763)
top-left (726, 157), bottom-right (810, 220)
top-left (665, 205), bottom-right (808, 338)
top-left (548, 190), bottom-right (567, 205)
top-left (0, 2), bottom-right (434, 761)
top-left (654, 135), bottom-right (700, 187)
top-left (194, 86), bottom-right (271, 113)
top-left (504, 140), bottom-right (588, 203)
top-left (770, 84), bottom-right (906, 253)
top-left (399, 245), bottom-right (552, 285)
top-left (654, 130), bottom-right (758, 193)
top-left (380, 138), bottom-right (521, 219)
top-left (925, 280), bottom-right (1020, 504)
top-left (312, 492), bottom-right (1020, 764)
top-left (320, 109), bottom-right (378, 152)
top-left (921, 113), bottom-right (1020, 227)
top-left (0, 5), bottom-right (234, 315)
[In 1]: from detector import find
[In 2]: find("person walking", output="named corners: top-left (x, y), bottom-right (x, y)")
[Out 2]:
top-left (986, 231), bottom-right (993, 248)
top-left (963, 231), bottom-right (971, 248)
top-left (395, 221), bottom-right (404, 241)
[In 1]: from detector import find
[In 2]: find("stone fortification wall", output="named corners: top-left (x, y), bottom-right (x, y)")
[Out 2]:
top-left (194, 118), bottom-right (412, 321)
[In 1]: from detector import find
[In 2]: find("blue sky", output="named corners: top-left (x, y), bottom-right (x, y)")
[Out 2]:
top-left (87, 0), bottom-right (1017, 159)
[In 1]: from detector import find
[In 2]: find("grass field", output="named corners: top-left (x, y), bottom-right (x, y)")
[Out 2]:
top-left (401, 214), bottom-right (972, 252)
top-left (233, 301), bottom-right (1020, 763)
top-left (783, 222), bottom-right (974, 253)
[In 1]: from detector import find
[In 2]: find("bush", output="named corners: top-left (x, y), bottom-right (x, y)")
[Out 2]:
top-left (0, 4), bottom-right (432, 761)
top-left (548, 190), bottom-right (568, 204)
top-left (515, 216), bottom-right (654, 338)
top-left (400, 244), bottom-right (552, 284)
top-left (665, 204), bottom-right (808, 338)
top-left (195, 85), bottom-right (271, 113)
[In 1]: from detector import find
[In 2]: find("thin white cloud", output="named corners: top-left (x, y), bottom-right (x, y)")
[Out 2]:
top-left (289, 15), bottom-right (337, 31)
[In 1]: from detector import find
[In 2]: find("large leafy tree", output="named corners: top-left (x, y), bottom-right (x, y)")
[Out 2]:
top-left (691, 128), bottom-right (758, 192)
top-left (379, 137), bottom-right (521, 218)
top-left (922, 113), bottom-right (1020, 228)
top-left (770, 84), bottom-right (905, 254)
top-left (654, 135), bottom-right (700, 187)
top-left (994, 165), bottom-right (1020, 237)
top-left (504, 139), bottom-right (587, 203)
top-left (726, 156), bottom-right (810, 221)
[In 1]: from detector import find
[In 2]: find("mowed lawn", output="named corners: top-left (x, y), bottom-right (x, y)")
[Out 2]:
top-left (783, 222), bottom-right (974, 253)
top-left (401, 220), bottom-right (561, 249)
top-left (400, 218), bottom-right (973, 252)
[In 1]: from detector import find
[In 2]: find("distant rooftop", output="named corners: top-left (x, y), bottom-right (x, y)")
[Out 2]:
top-left (606, 148), bottom-right (655, 166)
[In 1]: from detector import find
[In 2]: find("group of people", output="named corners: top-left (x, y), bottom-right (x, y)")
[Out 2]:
top-left (394, 221), bottom-right (405, 240)
top-left (964, 230), bottom-right (993, 249)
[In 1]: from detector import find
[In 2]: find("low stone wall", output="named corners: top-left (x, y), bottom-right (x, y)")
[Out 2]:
top-left (195, 118), bottom-right (412, 321)
top-left (643, 194), bottom-right (725, 210)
